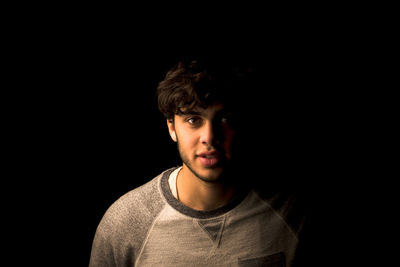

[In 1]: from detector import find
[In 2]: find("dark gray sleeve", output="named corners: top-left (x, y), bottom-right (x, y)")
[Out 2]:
top-left (89, 174), bottom-right (166, 267)
top-left (254, 190), bottom-right (308, 239)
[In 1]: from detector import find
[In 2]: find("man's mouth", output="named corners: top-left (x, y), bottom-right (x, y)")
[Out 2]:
top-left (197, 151), bottom-right (221, 167)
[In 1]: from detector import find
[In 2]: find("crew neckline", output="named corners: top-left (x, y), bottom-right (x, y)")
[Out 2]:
top-left (161, 167), bottom-right (250, 219)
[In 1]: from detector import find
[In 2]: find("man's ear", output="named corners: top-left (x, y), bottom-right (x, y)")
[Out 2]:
top-left (167, 119), bottom-right (177, 142)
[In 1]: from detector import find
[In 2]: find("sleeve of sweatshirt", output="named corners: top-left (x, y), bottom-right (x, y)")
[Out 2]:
top-left (89, 173), bottom-right (167, 267)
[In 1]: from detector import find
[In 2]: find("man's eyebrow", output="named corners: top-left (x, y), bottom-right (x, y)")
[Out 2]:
top-left (184, 111), bottom-right (203, 116)
top-left (177, 108), bottom-right (203, 116)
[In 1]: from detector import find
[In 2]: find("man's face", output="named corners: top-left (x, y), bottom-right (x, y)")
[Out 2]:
top-left (167, 103), bottom-right (237, 183)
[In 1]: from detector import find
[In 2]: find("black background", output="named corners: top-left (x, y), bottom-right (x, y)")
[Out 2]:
top-left (5, 8), bottom-right (388, 266)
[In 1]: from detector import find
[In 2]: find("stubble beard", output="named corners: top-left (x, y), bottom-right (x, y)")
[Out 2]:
top-left (177, 141), bottom-right (225, 184)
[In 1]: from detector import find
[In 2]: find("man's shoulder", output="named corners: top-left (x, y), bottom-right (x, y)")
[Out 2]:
top-left (252, 188), bottom-right (309, 238)
top-left (99, 169), bottom-right (171, 232)
top-left (90, 169), bottom-right (176, 266)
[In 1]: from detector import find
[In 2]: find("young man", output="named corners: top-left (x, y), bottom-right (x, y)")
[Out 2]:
top-left (89, 57), bottom-right (307, 266)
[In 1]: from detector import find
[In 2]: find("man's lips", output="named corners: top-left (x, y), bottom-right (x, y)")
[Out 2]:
top-left (197, 151), bottom-right (220, 158)
top-left (197, 151), bottom-right (221, 167)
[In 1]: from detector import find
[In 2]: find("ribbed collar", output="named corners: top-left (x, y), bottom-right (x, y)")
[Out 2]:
top-left (160, 167), bottom-right (250, 219)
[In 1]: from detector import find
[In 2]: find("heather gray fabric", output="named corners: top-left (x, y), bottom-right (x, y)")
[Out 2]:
top-left (89, 167), bottom-right (304, 267)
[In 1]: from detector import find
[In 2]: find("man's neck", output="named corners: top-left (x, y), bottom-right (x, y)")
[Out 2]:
top-left (177, 165), bottom-right (237, 211)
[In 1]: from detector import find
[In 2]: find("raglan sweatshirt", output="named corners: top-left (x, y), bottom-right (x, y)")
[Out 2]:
top-left (89, 167), bottom-right (306, 266)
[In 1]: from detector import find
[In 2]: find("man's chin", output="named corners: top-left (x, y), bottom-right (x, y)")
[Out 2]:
top-left (183, 159), bottom-right (230, 183)
top-left (195, 167), bottom-right (226, 183)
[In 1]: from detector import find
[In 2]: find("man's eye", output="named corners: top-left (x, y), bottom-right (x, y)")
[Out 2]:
top-left (221, 116), bottom-right (234, 126)
top-left (187, 117), bottom-right (202, 125)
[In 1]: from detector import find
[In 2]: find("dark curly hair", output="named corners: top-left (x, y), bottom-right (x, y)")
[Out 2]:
top-left (156, 56), bottom-right (256, 121)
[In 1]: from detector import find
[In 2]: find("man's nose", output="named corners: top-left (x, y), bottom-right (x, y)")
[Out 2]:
top-left (200, 121), bottom-right (215, 146)
top-left (200, 121), bottom-right (222, 146)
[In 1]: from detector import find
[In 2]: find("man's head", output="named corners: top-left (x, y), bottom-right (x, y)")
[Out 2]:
top-left (157, 56), bottom-right (255, 183)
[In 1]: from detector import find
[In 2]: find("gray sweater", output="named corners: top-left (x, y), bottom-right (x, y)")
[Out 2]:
top-left (89, 167), bottom-right (305, 266)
